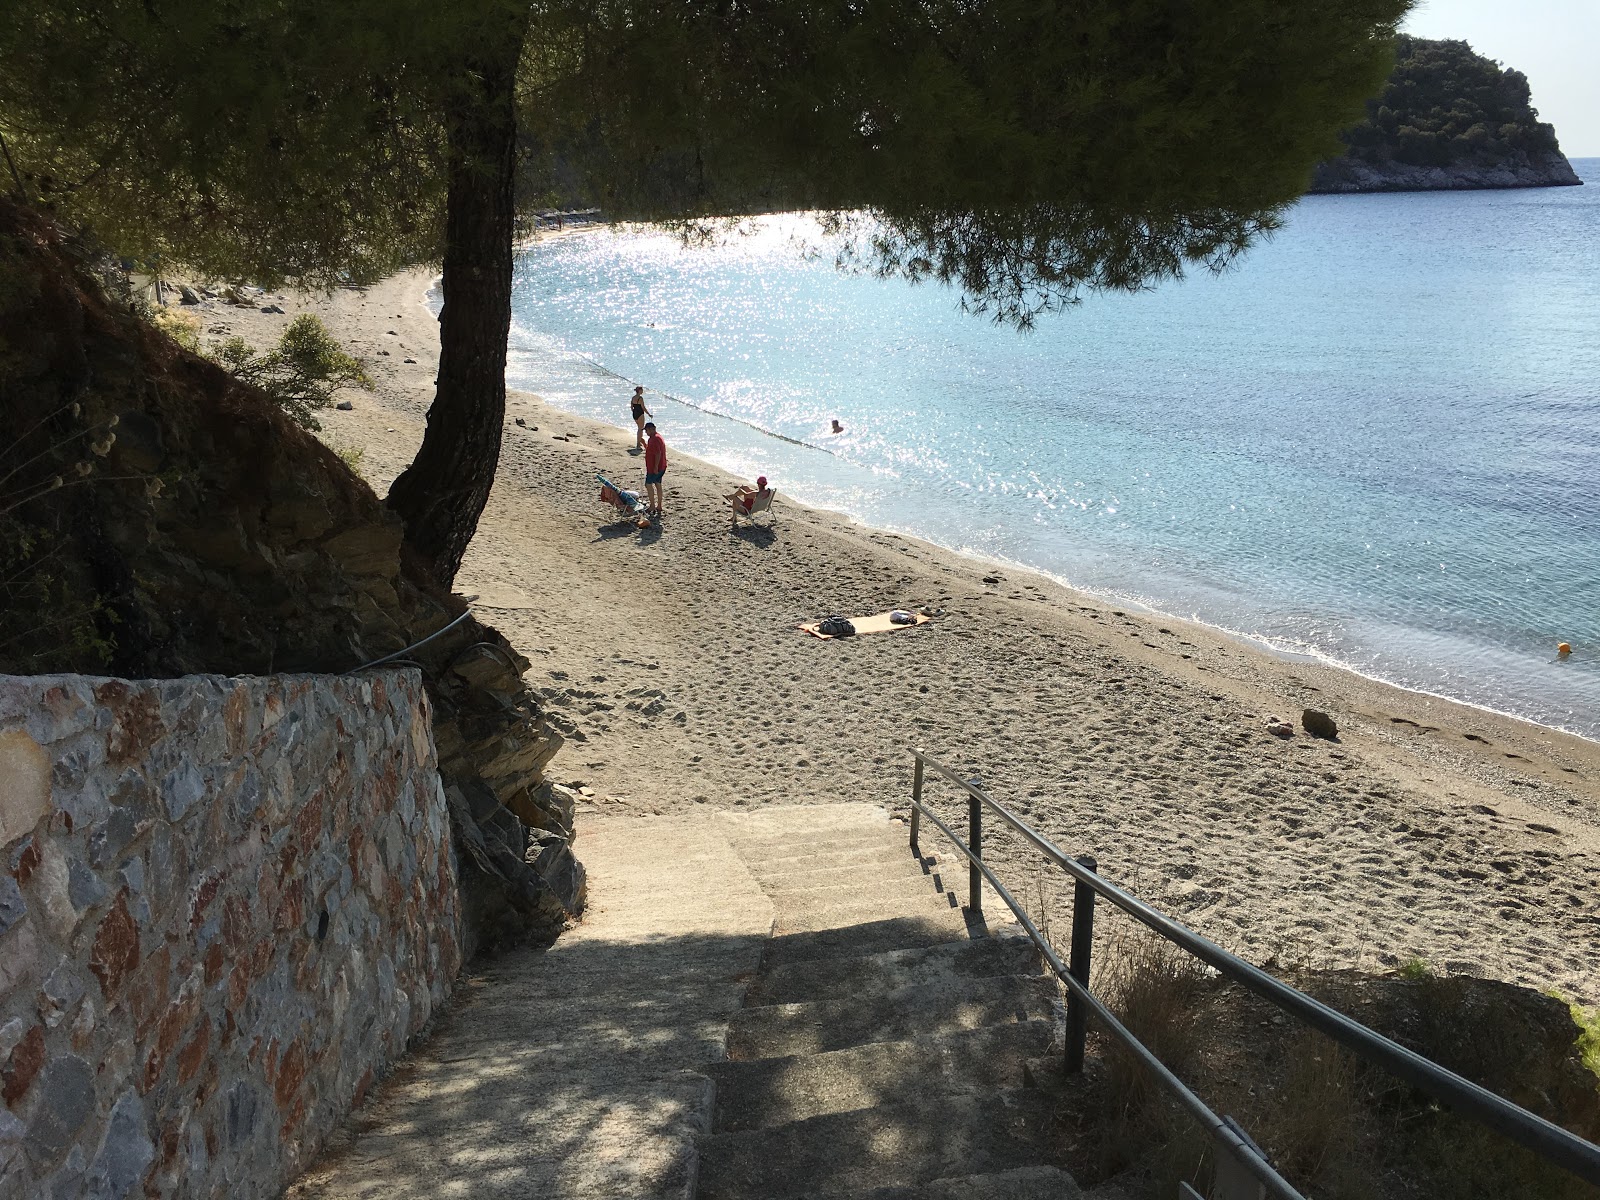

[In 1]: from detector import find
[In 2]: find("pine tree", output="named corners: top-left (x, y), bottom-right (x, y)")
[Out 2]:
top-left (1, 0), bottom-right (1411, 587)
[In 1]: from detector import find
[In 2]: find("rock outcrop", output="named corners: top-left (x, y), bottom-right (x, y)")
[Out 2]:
top-left (0, 197), bottom-right (581, 958)
top-left (1309, 36), bottom-right (1583, 195)
top-left (1311, 149), bottom-right (1581, 194)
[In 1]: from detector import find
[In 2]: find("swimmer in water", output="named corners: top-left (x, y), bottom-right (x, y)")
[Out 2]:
top-left (831, 418), bottom-right (844, 434)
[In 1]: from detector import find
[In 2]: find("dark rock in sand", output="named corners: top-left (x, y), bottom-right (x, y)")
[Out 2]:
top-left (1302, 709), bottom-right (1339, 739)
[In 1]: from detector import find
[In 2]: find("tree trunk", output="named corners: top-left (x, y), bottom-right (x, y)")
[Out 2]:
top-left (387, 22), bottom-right (526, 589)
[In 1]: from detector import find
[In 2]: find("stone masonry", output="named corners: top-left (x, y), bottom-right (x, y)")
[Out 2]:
top-left (0, 669), bottom-right (460, 1200)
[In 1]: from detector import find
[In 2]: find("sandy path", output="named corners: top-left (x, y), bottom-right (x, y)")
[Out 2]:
top-left (210, 265), bottom-right (1600, 1003)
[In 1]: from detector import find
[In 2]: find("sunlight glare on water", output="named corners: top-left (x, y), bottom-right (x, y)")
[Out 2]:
top-left (497, 166), bottom-right (1600, 738)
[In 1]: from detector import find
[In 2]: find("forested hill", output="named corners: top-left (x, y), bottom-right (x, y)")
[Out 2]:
top-left (1311, 36), bottom-right (1581, 193)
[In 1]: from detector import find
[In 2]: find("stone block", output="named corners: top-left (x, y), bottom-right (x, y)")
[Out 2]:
top-left (223, 1080), bottom-right (261, 1150)
top-left (159, 761), bottom-right (206, 823)
top-left (0, 1107), bottom-right (25, 1183)
top-left (89, 891), bottom-right (140, 999)
top-left (42, 1144), bottom-right (88, 1200)
top-left (125, 946), bottom-right (171, 1043)
top-left (24, 1055), bottom-right (96, 1162)
top-left (32, 840), bottom-right (77, 938)
top-left (84, 1089), bottom-right (154, 1200)
top-left (8, 835), bottom-right (40, 886)
top-left (87, 807), bottom-right (139, 870)
top-left (0, 729), bottom-right (51, 848)
top-left (68, 859), bottom-right (108, 913)
top-left (0, 1018), bottom-right (26, 1061)
top-left (39, 963), bottom-right (85, 1029)
top-left (1, 1023), bottom-right (45, 1106)
top-left (0, 917), bottom-right (40, 995)
top-left (0, 875), bottom-right (24, 938)
top-left (97, 684), bottom-right (165, 767)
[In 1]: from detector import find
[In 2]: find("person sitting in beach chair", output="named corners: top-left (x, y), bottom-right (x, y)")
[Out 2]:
top-left (726, 476), bottom-right (776, 525)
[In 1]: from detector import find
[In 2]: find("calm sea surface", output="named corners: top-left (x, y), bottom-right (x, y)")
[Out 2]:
top-left (501, 160), bottom-right (1600, 739)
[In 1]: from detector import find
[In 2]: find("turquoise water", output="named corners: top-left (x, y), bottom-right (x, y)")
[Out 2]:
top-left (502, 162), bottom-right (1600, 739)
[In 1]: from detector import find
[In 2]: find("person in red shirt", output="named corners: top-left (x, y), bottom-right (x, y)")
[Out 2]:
top-left (642, 421), bottom-right (668, 516)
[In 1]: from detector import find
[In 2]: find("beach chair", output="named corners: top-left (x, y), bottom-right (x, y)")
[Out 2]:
top-left (728, 487), bottom-right (777, 527)
top-left (597, 473), bottom-right (648, 524)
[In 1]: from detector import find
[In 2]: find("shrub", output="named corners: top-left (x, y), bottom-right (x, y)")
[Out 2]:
top-left (149, 305), bottom-right (201, 352)
top-left (212, 314), bottom-right (372, 431)
top-left (1565, 1000), bottom-right (1600, 1090)
top-left (332, 442), bottom-right (365, 477)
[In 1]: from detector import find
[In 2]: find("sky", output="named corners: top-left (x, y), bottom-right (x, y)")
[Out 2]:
top-left (1404, 0), bottom-right (1600, 155)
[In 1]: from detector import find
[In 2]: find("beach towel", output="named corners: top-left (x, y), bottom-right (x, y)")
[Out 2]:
top-left (799, 611), bottom-right (933, 639)
top-left (596, 472), bottom-right (645, 515)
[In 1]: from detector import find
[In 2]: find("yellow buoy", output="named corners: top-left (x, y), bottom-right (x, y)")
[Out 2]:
top-left (1557, 642), bottom-right (1572, 657)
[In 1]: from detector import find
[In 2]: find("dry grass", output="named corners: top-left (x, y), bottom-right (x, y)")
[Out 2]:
top-left (1051, 924), bottom-right (1600, 1200)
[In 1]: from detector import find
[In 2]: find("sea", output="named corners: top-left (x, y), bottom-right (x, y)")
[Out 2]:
top-left (498, 159), bottom-right (1600, 740)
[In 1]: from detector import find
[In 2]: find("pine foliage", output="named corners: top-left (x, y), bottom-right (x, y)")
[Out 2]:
top-left (521, 0), bottom-right (1410, 323)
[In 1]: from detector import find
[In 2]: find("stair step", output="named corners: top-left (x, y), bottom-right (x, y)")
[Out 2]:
top-left (695, 1089), bottom-right (1064, 1200)
top-left (746, 928), bottom-right (1041, 1008)
top-left (719, 803), bottom-right (892, 836)
top-left (727, 974), bottom-right (1058, 1060)
top-left (768, 874), bottom-right (956, 914)
top-left (707, 1020), bottom-right (1055, 1132)
top-left (774, 893), bottom-right (961, 935)
top-left (751, 854), bottom-right (941, 892)
top-left (759, 913), bottom-right (982, 971)
top-left (726, 819), bottom-right (902, 844)
top-left (731, 833), bottom-right (918, 868)
top-left (797, 1165), bottom-right (1085, 1200)
top-left (768, 883), bottom-right (953, 928)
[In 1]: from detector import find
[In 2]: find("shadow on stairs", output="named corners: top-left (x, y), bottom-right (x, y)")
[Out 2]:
top-left (696, 803), bottom-right (1133, 1200)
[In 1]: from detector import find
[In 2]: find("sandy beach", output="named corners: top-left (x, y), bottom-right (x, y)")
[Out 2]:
top-left (211, 263), bottom-right (1600, 1003)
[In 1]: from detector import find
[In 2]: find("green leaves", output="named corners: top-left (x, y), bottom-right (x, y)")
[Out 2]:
top-left (211, 314), bottom-right (372, 431)
top-left (522, 0), bottom-right (1410, 324)
top-left (4, 0), bottom-right (1412, 320)
top-left (0, 0), bottom-right (451, 286)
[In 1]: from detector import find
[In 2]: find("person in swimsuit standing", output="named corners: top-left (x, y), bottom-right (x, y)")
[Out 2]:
top-left (630, 386), bottom-right (652, 451)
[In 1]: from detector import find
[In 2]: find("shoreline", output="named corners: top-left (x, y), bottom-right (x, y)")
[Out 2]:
top-left (488, 259), bottom-right (1597, 748)
top-left (214, 268), bottom-right (1600, 1002)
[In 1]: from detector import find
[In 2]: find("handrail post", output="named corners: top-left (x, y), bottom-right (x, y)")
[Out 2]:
top-left (910, 753), bottom-right (923, 857)
top-left (968, 791), bottom-right (983, 915)
top-left (1066, 854), bottom-right (1098, 1073)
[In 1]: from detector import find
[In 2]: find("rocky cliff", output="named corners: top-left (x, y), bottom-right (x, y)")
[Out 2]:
top-left (1310, 36), bottom-right (1583, 194)
top-left (0, 197), bottom-right (582, 958)
top-left (1311, 148), bottom-right (1580, 194)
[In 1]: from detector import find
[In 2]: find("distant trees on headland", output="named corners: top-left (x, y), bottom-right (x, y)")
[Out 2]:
top-left (1333, 36), bottom-right (1567, 171)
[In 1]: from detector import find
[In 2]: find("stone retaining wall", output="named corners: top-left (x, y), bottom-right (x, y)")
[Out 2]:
top-left (0, 669), bottom-right (460, 1200)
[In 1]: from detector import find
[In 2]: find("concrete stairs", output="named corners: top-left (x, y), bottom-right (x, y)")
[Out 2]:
top-left (696, 803), bottom-right (1090, 1200)
top-left (287, 802), bottom-right (1121, 1200)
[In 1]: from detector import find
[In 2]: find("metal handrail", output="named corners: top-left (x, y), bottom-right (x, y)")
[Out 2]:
top-left (907, 748), bottom-right (1600, 1193)
top-left (910, 799), bottom-right (1307, 1200)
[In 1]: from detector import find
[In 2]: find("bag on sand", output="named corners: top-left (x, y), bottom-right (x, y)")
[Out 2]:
top-left (817, 615), bottom-right (856, 637)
